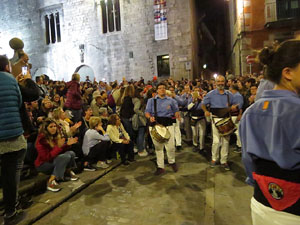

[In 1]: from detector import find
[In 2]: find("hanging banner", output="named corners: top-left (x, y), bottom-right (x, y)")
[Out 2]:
top-left (154, 0), bottom-right (168, 41)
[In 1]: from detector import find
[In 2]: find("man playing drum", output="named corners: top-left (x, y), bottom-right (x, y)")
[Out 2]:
top-left (145, 83), bottom-right (181, 175)
top-left (202, 75), bottom-right (237, 171)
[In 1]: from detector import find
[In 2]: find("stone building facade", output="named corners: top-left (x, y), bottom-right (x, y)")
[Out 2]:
top-left (0, 0), bottom-right (200, 82)
top-left (227, 0), bottom-right (300, 76)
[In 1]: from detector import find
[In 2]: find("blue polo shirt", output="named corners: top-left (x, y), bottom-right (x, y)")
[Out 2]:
top-left (180, 93), bottom-right (193, 108)
top-left (145, 95), bottom-right (179, 117)
top-left (239, 90), bottom-right (300, 184)
top-left (202, 89), bottom-right (234, 108)
top-left (231, 91), bottom-right (244, 110)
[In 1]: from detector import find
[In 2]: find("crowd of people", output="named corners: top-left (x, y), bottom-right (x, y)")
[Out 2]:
top-left (1, 39), bottom-right (300, 225)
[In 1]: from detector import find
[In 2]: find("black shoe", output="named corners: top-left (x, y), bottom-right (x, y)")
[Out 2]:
top-left (4, 210), bottom-right (26, 225)
top-left (170, 163), bottom-right (178, 172)
top-left (128, 158), bottom-right (135, 162)
top-left (154, 168), bottom-right (165, 176)
top-left (233, 147), bottom-right (242, 153)
top-left (83, 164), bottom-right (97, 172)
top-left (192, 146), bottom-right (199, 152)
top-left (122, 161), bottom-right (130, 165)
top-left (176, 146), bottom-right (182, 151)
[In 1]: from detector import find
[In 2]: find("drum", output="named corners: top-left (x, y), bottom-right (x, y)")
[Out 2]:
top-left (214, 117), bottom-right (236, 136)
top-left (151, 124), bottom-right (171, 143)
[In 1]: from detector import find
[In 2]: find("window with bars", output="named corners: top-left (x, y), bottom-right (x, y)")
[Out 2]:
top-left (45, 12), bottom-right (61, 45)
top-left (100, 0), bottom-right (121, 33)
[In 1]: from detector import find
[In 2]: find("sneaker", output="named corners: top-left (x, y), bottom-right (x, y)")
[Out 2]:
top-left (138, 151), bottom-right (148, 157)
top-left (4, 210), bottom-right (26, 225)
top-left (69, 171), bottom-right (79, 181)
top-left (96, 161), bottom-right (109, 169)
top-left (106, 160), bottom-right (113, 164)
top-left (170, 163), bottom-right (178, 172)
top-left (221, 163), bottom-right (231, 171)
top-left (47, 180), bottom-right (61, 192)
top-left (84, 164), bottom-right (97, 172)
top-left (210, 160), bottom-right (217, 168)
top-left (154, 168), bottom-right (165, 176)
top-left (122, 161), bottom-right (130, 166)
top-left (133, 147), bottom-right (138, 153)
top-left (234, 147), bottom-right (242, 153)
top-left (176, 146), bottom-right (182, 151)
top-left (192, 146), bottom-right (199, 152)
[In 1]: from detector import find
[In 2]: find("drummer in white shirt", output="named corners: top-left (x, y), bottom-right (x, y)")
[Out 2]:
top-left (145, 83), bottom-right (181, 176)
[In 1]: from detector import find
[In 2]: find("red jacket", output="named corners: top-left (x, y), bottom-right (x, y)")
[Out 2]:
top-left (64, 81), bottom-right (82, 110)
top-left (34, 133), bottom-right (69, 168)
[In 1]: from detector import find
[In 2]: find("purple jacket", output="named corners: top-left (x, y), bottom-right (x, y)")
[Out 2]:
top-left (64, 81), bottom-right (82, 110)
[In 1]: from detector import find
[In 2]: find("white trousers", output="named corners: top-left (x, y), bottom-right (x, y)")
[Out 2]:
top-left (211, 117), bottom-right (230, 164)
top-left (251, 197), bottom-right (300, 225)
top-left (173, 119), bottom-right (182, 146)
top-left (191, 118), bottom-right (206, 149)
top-left (149, 125), bottom-right (175, 169)
top-left (231, 116), bottom-right (241, 148)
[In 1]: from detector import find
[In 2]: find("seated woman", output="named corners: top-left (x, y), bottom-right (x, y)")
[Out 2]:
top-left (52, 107), bottom-right (83, 159)
top-left (107, 114), bottom-right (134, 165)
top-left (35, 119), bottom-right (79, 192)
top-left (82, 117), bottom-right (111, 171)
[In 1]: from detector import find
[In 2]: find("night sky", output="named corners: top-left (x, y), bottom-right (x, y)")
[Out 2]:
top-left (195, 0), bottom-right (228, 74)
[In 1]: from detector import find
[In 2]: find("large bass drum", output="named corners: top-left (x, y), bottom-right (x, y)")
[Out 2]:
top-left (151, 124), bottom-right (171, 143)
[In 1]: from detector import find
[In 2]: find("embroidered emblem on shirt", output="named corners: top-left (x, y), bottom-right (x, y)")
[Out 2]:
top-left (268, 182), bottom-right (284, 200)
top-left (166, 105), bottom-right (171, 110)
top-left (262, 101), bottom-right (269, 110)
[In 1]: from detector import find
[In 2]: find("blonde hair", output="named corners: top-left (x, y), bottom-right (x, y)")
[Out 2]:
top-left (72, 73), bottom-right (80, 82)
top-left (89, 116), bottom-right (102, 129)
top-left (52, 107), bottom-right (63, 120)
top-left (121, 85), bottom-right (135, 104)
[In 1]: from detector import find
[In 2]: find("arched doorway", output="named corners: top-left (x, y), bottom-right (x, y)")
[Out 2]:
top-left (75, 65), bottom-right (95, 82)
top-left (33, 66), bottom-right (56, 80)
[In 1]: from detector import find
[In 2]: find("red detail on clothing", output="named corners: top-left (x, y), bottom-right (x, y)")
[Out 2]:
top-left (34, 133), bottom-right (69, 168)
top-left (253, 172), bottom-right (300, 211)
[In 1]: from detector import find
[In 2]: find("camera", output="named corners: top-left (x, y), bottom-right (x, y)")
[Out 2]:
top-left (22, 66), bottom-right (27, 75)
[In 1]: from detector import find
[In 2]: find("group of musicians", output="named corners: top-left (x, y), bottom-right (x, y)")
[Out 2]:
top-left (145, 75), bottom-right (244, 175)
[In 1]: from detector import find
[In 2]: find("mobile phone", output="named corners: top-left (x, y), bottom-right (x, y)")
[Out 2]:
top-left (22, 66), bottom-right (27, 75)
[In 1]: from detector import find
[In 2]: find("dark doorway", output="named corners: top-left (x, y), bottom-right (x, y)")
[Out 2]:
top-left (157, 54), bottom-right (170, 77)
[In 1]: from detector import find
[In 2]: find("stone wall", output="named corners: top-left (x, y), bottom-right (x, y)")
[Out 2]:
top-left (0, 0), bottom-right (194, 82)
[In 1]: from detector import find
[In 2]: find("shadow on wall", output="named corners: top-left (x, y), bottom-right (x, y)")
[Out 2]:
top-left (75, 65), bottom-right (95, 82)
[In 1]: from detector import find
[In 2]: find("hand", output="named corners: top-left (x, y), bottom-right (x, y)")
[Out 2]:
top-left (231, 105), bottom-right (238, 111)
top-left (150, 117), bottom-right (156, 123)
top-left (122, 139), bottom-right (129, 144)
top-left (37, 116), bottom-right (44, 122)
top-left (237, 114), bottom-right (242, 122)
top-left (67, 137), bottom-right (78, 145)
top-left (73, 121), bottom-right (82, 129)
top-left (57, 138), bottom-right (66, 148)
top-left (205, 111), bottom-right (211, 117)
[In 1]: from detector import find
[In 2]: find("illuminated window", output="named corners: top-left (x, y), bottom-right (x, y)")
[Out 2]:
top-left (101, 0), bottom-right (121, 33)
top-left (44, 12), bottom-right (61, 45)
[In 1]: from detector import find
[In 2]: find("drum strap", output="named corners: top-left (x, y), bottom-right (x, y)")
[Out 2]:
top-left (212, 93), bottom-right (231, 125)
top-left (154, 98), bottom-right (157, 121)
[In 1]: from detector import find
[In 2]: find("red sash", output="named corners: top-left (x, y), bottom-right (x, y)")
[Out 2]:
top-left (253, 172), bottom-right (300, 211)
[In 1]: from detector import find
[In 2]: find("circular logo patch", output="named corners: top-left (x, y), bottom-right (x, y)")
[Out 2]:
top-left (268, 182), bottom-right (284, 200)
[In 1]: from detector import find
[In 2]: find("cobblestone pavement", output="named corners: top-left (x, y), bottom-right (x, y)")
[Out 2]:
top-left (34, 147), bottom-right (253, 225)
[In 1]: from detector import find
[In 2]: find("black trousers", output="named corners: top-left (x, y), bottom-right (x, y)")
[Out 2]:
top-left (85, 141), bottom-right (110, 164)
top-left (0, 148), bottom-right (26, 215)
top-left (111, 141), bottom-right (134, 163)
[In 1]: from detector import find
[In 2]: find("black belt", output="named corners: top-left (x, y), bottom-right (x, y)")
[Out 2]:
top-left (253, 158), bottom-right (300, 216)
top-left (156, 117), bottom-right (174, 126)
top-left (210, 108), bottom-right (230, 118)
